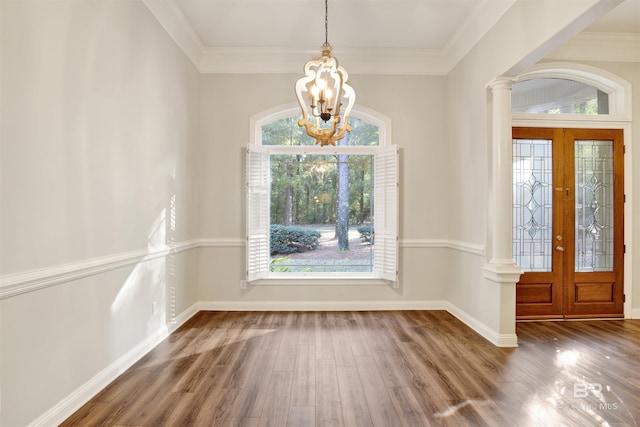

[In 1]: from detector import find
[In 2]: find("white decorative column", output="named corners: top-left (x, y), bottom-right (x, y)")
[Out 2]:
top-left (482, 77), bottom-right (522, 347)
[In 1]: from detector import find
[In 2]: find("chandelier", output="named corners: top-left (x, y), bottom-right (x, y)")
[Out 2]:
top-left (294, 0), bottom-right (355, 146)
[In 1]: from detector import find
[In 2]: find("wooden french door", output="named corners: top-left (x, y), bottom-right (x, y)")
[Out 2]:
top-left (513, 127), bottom-right (625, 319)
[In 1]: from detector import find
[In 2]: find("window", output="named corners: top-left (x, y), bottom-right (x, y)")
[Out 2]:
top-left (512, 78), bottom-right (609, 114)
top-left (246, 108), bottom-right (398, 284)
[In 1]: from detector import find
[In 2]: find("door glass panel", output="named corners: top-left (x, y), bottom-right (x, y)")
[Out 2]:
top-left (575, 140), bottom-right (614, 272)
top-left (513, 139), bottom-right (553, 272)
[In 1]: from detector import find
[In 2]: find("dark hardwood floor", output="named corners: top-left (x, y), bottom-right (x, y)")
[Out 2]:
top-left (61, 311), bottom-right (640, 426)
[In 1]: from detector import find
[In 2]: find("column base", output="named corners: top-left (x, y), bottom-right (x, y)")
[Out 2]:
top-left (482, 259), bottom-right (523, 283)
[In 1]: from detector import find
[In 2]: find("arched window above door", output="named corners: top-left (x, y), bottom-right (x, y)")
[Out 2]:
top-left (512, 78), bottom-right (609, 114)
top-left (511, 62), bottom-right (632, 120)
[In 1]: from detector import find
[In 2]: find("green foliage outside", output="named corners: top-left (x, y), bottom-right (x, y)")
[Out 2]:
top-left (262, 115), bottom-right (378, 147)
top-left (270, 256), bottom-right (315, 273)
top-left (269, 256), bottom-right (294, 272)
top-left (357, 226), bottom-right (374, 243)
top-left (264, 115), bottom-right (379, 227)
top-left (270, 224), bottom-right (321, 255)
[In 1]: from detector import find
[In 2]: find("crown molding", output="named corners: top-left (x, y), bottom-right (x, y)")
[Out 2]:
top-left (142, 0), bottom-right (203, 69)
top-left (141, 0), bottom-right (504, 76)
top-left (143, 1), bottom-right (637, 75)
top-left (199, 47), bottom-right (450, 75)
top-left (547, 32), bottom-right (640, 63)
top-left (443, 0), bottom-right (516, 72)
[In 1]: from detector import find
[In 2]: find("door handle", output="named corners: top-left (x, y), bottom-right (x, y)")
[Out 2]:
top-left (556, 246), bottom-right (565, 252)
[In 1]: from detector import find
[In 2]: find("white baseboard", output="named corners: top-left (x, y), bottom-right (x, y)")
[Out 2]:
top-left (198, 300), bottom-right (448, 312)
top-left (445, 302), bottom-right (519, 348)
top-left (198, 300), bottom-right (520, 346)
top-left (27, 303), bottom-right (200, 427)
top-left (199, 301), bottom-right (631, 344)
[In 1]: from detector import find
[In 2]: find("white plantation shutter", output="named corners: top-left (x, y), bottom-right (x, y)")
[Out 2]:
top-left (246, 145), bottom-right (270, 281)
top-left (373, 145), bottom-right (399, 283)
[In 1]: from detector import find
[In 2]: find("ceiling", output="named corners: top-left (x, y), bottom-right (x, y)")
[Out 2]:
top-left (145, 0), bottom-right (640, 73)
top-left (584, 0), bottom-right (640, 33)
top-left (173, 0), bottom-right (639, 50)
top-left (174, 0), bottom-right (509, 50)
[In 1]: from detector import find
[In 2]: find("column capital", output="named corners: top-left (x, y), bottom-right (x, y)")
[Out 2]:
top-left (488, 77), bottom-right (516, 92)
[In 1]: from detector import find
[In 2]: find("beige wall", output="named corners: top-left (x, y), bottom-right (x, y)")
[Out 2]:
top-left (0, 1), bottom-right (200, 425)
top-left (196, 74), bottom-right (451, 303)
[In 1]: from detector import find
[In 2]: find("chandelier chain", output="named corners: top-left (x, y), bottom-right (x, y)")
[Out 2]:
top-left (324, 0), bottom-right (329, 46)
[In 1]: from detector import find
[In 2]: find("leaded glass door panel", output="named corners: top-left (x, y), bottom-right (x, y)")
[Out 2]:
top-left (513, 128), bottom-right (624, 319)
top-left (564, 129), bottom-right (624, 318)
top-left (513, 128), bottom-right (564, 318)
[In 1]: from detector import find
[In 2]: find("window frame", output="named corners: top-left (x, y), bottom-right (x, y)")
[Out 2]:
top-left (246, 104), bottom-right (398, 286)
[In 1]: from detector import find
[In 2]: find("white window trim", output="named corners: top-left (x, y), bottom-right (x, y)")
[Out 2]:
top-left (250, 103), bottom-right (392, 148)
top-left (246, 104), bottom-right (398, 287)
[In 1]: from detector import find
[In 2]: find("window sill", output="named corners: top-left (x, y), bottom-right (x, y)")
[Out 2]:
top-left (248, 276), bottom-right (395, 286)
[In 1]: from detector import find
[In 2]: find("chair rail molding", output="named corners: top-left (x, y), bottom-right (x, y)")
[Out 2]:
top-left (0, 240), bottom-right (201, 299)
top-left (1, 237), bottom-right (484, 299)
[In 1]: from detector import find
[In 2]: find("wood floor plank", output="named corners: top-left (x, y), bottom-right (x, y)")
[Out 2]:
top-left (110, 354), bottom-right (200, 426)
top-left (136, 391), bottom-right (192, 427)
top-left (221, 336), bottom-right (263, 389)
top-left (366, 332), bottom-right (412, 388)
top-left (388, 386), bottom-right (432, 427)
top-left (258, 371), bottom-right (293, 427)
top-left (58, 402), bottom-right (113, 427)
top-left (287, 406), bottom-right (315, 427)
top-left (345, 314), bottom-right (372, 357)
top-left (189, 387), bottom-right (239, 426)
top-left (170, 328), bottom-right (230, 393)
top-left (355, 356), bottom-right (402, 426)
top-left (61, 311), bottom-right (640, 427)
top-left (229, 349), bottom-right (278, 418)
top-left (274, 313), bottom-right (301, 372)
top-left (332, 326), bottom-right (356, 367)
top-left (315, 359), bottom-right (345, 427)
top-left (336, 365), bottom-right (373, 427)
top-left (87, 363), bottom-right (154, 405)
top-left (290, 327), bottom-right (316, 407)
top-left (315, 319), bottom-right (335, 360)
top-left (230, 417), bottom-right (260, 427)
